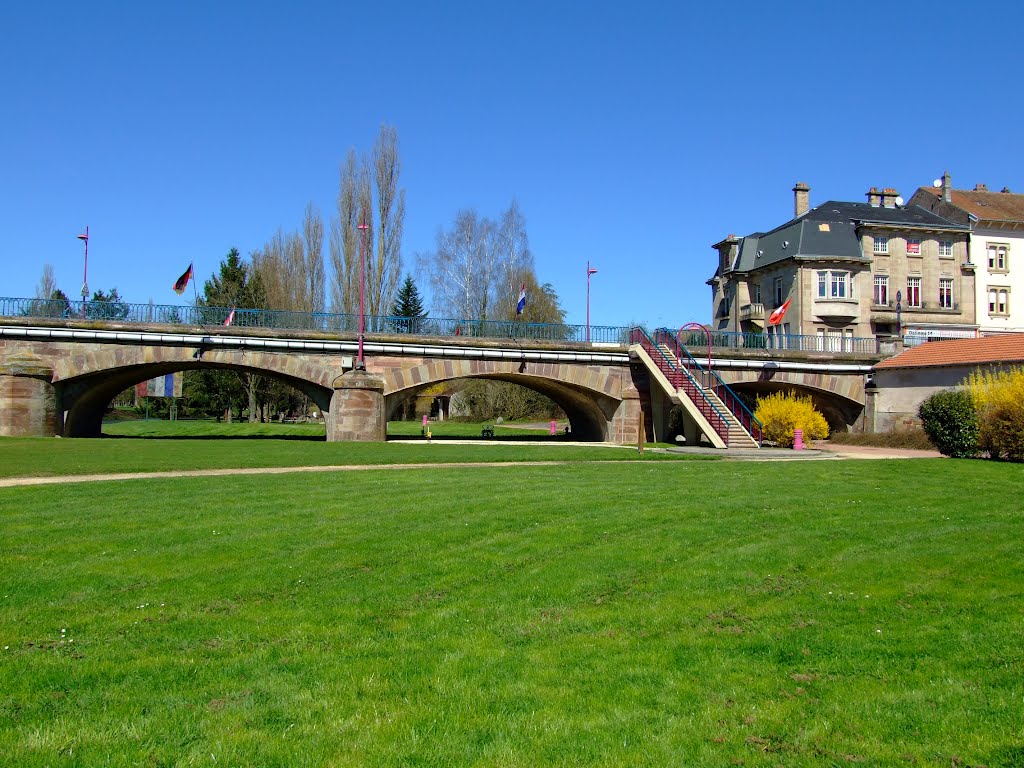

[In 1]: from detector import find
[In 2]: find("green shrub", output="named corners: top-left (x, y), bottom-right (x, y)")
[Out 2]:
top-left (918, 389), bottom-right (978, 458)
top-left (754, 391), bottom-right (829, 447)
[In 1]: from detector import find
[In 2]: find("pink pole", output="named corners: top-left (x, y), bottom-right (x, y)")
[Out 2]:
top-left (357, 219), bottom-right (368, 370)
top-left (679, 322), bottom-right (712, 372)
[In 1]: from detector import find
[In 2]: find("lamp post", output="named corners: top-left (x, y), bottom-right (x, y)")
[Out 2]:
top-left (356, 218), bottom-right (369, 370)
top-left (77, 226), bottom-right (89, 318)
top-left (586, 261), bottom-right (598, 342)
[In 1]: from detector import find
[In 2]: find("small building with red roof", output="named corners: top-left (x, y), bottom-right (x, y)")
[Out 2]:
top-left (867, 335), bottom-right (1024, 431)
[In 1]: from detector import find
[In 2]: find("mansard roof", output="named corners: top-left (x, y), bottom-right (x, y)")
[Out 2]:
top-left (727, 201), bottom-right (965, 273)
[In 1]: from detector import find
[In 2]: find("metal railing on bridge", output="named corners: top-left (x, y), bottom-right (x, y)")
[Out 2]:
top-left (676, 327), bottom-right (880, 355)
top-left (0, 297), bottom-right (630, 344)
top-left (1, 296), bottom-right (881, 353)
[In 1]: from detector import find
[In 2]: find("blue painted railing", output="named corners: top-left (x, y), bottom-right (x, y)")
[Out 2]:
top-left (676, 328), bottom-right (879, 355)
top-left (0, 297), bottom-right (630, 345)
top-left (0, 296), bottom-right (882, 356)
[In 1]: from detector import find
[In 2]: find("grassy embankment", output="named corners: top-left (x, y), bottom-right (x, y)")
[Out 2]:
top-left (1, 457), bottom-right (1022, 765)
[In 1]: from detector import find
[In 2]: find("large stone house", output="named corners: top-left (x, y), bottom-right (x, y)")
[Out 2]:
top-left (708, 183), bottom-right (977, 350)
top-left (909, 172), bottom-right (1024, 335)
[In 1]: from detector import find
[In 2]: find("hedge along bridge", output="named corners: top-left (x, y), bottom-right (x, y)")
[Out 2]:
top-left (0, 298), bottom-right (883, 446)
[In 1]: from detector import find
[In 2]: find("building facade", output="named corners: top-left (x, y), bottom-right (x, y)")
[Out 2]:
top-left (708, 183), bottom-right (976, 349)
top-left (909, 172), bottom-right (1024, 335)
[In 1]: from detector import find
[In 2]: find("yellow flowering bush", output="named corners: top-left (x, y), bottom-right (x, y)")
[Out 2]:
top-left (966, 367), bottom-right (1024, 462)
top-left (754, 391), bottom-right (829, 447)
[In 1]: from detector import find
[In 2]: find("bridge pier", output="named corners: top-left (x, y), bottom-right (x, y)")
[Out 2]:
top-left (0, 353), bottom-right (59, 437)
top-left (327, 369), bottom-right (386, 442)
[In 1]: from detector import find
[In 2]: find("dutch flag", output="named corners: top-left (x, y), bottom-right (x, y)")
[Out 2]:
top-left (516, 283), bottom-right (526, 315)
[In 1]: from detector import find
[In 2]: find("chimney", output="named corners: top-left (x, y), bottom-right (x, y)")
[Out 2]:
top-left (881, 187), bottom-right (900, 208)
top-left (975, 183), bottom-right (988, 192)
top-left (942, 170), bottom-right (952, 202)
top-left (866, 187), bottom-right (882, 207)
top-left (793, 182), bottom-right (810, 217)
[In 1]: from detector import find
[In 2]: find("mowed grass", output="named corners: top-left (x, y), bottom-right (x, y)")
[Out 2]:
top-left (102, 418), bottom-right (563, 441)
top-left (1, 459), bottom-right (1023, 766)
top-left (0, 426), bottom-right (686, 480)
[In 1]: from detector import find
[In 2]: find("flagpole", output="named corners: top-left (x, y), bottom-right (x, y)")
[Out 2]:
top-left (356, 219), bottom-right (369, 371)
top-left (77, 226), bottom-right (89, 318)
top-left (586, 262), bottom-right (598, 343)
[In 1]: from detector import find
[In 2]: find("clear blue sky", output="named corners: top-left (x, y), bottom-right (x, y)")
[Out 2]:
top-left (4, 1), bottom-right (1023, 329)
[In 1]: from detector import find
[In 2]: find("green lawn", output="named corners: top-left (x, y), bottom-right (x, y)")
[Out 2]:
top-left (2, 459), bottom-right (1022, 765)
top-left (101, 418), bottom-right (563, 441)
top-left (0, 432), bottom-right (684, 480)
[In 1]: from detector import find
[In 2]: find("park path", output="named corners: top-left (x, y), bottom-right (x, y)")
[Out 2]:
top-left (0, 442), bottom-right (943, 489)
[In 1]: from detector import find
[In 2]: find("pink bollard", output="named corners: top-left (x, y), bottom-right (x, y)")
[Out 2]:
top-left (550, 420), bottom-right (557, 435)
top-left (793, 428), bottom-right (804, 450)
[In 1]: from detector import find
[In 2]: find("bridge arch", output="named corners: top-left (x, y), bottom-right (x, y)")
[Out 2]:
top-left (714, 368), bottom-right (866, 430)
top-left (380, 358), bottom-right (630, 441)
top-left (53, 346), bottom-right (335, 437)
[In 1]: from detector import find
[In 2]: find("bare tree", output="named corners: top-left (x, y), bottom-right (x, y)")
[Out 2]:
top-left (36, 264), bottom-right (58, 300)
top-left (494, 200), bottom-right (535, 320)
top-left (370, 125), bottom-right (405, 323)
top-left (329, 150), bottom-right (361, 320)
top-left (302, 202), bottom-right (325, 314)
top-left (328, 125), bottom-right (406, 330)
top-left (419, 209), bottom-right (500, 321)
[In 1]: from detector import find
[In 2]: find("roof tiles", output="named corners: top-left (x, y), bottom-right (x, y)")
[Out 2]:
top-left (874, 335), bottom-right (1024, 370)
top-left (914, 187), bottom-right (1024, 223)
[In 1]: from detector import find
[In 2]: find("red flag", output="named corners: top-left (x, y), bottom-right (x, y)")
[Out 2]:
top-left (173, 264), bottom-right (193, 295)
top-left (768, 298), bottom-right (791, 325)
top-left (223, 307), bottom-right (236, 327)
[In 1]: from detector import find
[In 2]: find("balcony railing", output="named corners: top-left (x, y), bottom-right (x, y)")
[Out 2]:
top-left (739, 303), bottom-right (764, 321)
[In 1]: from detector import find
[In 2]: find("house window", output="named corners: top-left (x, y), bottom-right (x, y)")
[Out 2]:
top-left (721, 286), bottom-right (732, 316)
top-left (873, 275), bottom-right (889, 305)
top-left (938, 239), bottom-right (954, 257)
top-left (988, 243), bottom-right (1009, 271)
top-left (873, 236), bottom-right (889, 254)
top-left (939, 278), bottom-right (954, 309)
top-left (906, 238), bottom-right (921, 255)
top-left (773, 277), bottom-right (784, 307)
top-left (752, 283), bottom-right (761, 304)
top-left (907, 276), bottom-right (922, 307)
top-left (831, 271), bottom-right (849, 299)
top-left (989, 287), bottom-right (1010, 316)
top-left (817, 270), bottom-right (852, 299)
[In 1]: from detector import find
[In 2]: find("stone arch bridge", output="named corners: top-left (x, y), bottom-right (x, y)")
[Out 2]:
top-left (0, 322), bottom-right (878, 446)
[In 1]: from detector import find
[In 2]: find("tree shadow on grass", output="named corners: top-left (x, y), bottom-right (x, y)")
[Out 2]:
top-left (100, 433), bottom-right (327, 441)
